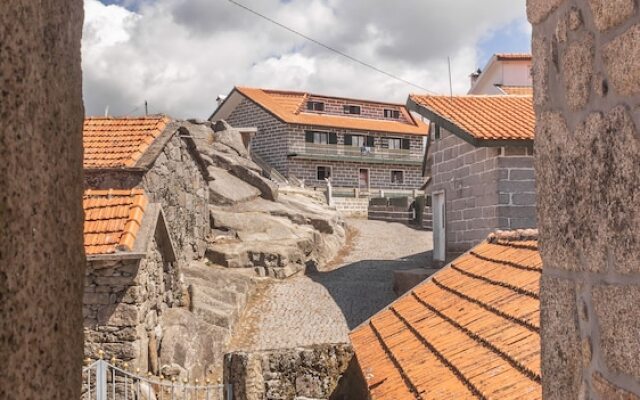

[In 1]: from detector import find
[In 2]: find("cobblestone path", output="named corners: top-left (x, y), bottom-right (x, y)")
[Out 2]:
top-left (228, 219), bottom-right (433, 351)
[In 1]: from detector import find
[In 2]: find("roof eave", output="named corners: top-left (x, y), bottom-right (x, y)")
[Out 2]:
top-left (406, 97), bottom-right (532, 148)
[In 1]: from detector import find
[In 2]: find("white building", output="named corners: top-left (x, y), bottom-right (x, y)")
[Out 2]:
top-left (468, 53), bottom-right (533, 95)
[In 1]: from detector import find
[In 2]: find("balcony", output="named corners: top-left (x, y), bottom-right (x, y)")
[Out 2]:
top-left (289, 143), bottom-right (423, 165)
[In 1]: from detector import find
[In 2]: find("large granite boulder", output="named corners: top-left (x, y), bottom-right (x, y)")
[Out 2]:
top-left (207, 166), bottom-right (261, 205)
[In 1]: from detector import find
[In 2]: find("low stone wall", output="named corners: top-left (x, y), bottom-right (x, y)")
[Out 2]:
top-left (224, 344), bottom-right (353, 400)
top-left (84, 236), bottom-right (179, 372)
top-left (332, 197), bottom-right (369, 218)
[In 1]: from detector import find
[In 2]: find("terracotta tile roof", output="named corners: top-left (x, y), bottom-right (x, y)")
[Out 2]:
top-left (235, 87), bottom-right (428, 136)
top-left (83, 189), bottom-right (148, 255)
top-left (498, 86), bottom-right (534, 96)
top-left (83, 116), bottom-right (171, 169)
top-left (495, 53), bottom-right (532, 61)
top-left (350, 230), bottom-right (542, 400)
top-left (409, 95), bottom-right (535, 142)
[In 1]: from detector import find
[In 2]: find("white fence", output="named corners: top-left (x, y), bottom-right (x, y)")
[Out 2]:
top-left (82, 358), bottom-right (230, 400)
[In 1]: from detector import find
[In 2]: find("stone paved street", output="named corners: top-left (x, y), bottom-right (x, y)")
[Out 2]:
top-left (228, 219), bottom-right (433, 351)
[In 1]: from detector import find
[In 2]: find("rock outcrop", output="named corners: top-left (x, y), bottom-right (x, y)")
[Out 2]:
top-left (157, 120), bottom-right (346, 381)
top-left (184, 119), bottom-right (346, 279)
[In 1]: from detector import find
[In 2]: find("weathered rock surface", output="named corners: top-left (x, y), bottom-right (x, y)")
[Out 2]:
top-left (207, 166), bottom-right (261, 205)
top-left (159, 262), bottom-right (258, 381)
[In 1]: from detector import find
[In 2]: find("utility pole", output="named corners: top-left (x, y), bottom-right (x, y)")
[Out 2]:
top-left (144, 100), bottom-right (148, 116)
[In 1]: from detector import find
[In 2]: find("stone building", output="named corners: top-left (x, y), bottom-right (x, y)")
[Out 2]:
top-left (83, 189), bottom-right (178, 372)
top-left (469, 53), bottom-right (534, 95)
top-left (529, 0), bottom-right (640, 398)
top-left (349, 229), bottom-right (542, 399)
top-left (408, 94), bottom-right (536, 262)
top-left (210, 87), bottom-right (428, 192)
top-left (83, 116), bottom-right (210, 265)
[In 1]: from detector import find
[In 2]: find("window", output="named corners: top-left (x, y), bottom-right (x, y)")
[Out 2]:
top-left (351, 135), bottom-right (366, 147)
top-left (391, 170), bottom-right (404, 184)
top-left (305, 131), bottom-right (337, 145)
top-left (388, 137), bottom-right (411, 150)
top-left (384, 109), bottom-right (400, 119)
top-left (431, 123), bottom-right (441, 140)
top-left (306, 101), bottom-right (324, 112)
top-left (388, 138), bottom-right (402, 149)
top-left (343, 105), bottom-right (361, 115)
top-left (317, 166), bottom-right (331, 180)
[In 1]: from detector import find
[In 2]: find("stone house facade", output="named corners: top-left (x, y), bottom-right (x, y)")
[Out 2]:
top-left (83, 189), bottom-right (179, 372)
top-left (210, 87), bottom-right (428, 191)
top-left (408, 95), bottom-right (536, 261)
top-left (529, 0), bottom-right (640, 398)
top-left (83, 117), bottom-right (210, 265)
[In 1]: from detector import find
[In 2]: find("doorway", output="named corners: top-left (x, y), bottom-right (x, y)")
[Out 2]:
top-left (358, 169), bottom-right (369, 191)
top-left (432, 191), bottom-right (446, 262)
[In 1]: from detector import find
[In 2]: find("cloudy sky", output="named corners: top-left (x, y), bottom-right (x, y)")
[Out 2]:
top-left (83, 0), bottom-right (531, 118)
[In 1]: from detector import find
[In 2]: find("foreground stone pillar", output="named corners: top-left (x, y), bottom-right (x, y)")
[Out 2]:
top-left (529, 0), bottom-right (640, 398)
top-left (0, 1), bottom-right (85, 399)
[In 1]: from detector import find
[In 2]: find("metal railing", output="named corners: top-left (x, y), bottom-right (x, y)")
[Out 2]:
top-left (300, 143), bottom-right (422, 162)
top-left (82, 356), bottom-right (230, 400)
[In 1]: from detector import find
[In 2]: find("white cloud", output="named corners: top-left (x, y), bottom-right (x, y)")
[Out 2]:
top-left (82, 0), bottom-right (528, 118)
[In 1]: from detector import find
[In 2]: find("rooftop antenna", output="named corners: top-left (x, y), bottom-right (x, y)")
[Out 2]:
top-left (447, 56), bottom-right (454, 102)
top-left (104, 105), bottom-right (109, 117)
top-left (145, 100), bottom-right (148, 116)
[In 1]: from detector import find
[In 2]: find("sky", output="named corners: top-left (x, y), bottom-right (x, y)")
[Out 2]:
top-left (83, 0), bottom-right (531, 118)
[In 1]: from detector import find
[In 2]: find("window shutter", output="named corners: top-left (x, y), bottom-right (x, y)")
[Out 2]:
top-left (305, 131), bottom-right (314, 143)
top-left (329, 133), bottom-right (338, 145)
top-left (401, 138), bottom-right (411, 150)
top-left (366, 136), bottom-right (375, 147)
top-left (344, 134), bottom-right (352, 146)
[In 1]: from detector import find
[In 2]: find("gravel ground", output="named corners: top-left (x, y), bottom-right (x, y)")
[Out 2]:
top-left (228, 219), bottom-right (433, 351)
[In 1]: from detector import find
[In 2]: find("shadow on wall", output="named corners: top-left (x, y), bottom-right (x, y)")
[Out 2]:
top-left (306, 250), bottom-right (433, 329)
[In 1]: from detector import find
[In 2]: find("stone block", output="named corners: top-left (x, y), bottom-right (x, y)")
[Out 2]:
top-left (527, 0), bottom-right (566, 24)
top-left (512, 193), bottom-right (537, 206)
top-left (532, 34), bottom-right (551, 107)
top-left (83, 292), bottom-right (110, 305)
top-left (593, 284), bottom-right (640, 379)
top-left (540, 275), bottom-right (582, 400)
top-left (588, 0), bottom-right (636, 31)
top-left (592, 372), bottom-right (640, 400)
top-left (604, 23), bottom-right (640, 96)
top-left (97, 303), bottom-right (140, 327)
top-left (561, 34), bottom-right (595, 111)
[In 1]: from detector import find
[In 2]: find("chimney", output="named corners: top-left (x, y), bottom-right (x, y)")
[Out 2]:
top-left (469, 68), bottom-right (482, 89)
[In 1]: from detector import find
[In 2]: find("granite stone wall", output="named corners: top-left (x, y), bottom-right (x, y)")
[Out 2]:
top-left (529, 0), bottom-right (640, 397)
top-left (143, 134), bottom-right (209, 263)
top-left (224, 344), bottom-right (353, 400)
top-left (84, 235), bottom-right (178, 373)
top-left (0, 1), bottom-right (85, 399)
top-left (429, 127), bottom-right (536, 258)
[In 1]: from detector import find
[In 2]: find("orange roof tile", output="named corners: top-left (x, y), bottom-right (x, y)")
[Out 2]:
top-left (409, 95), bottom-right (535, 142)
top-left (83, 189), bottom-right (148, 255)
top-left (350, 230), bottom-right (542, 400)
top-left (498, 86), bottom-right (534, 96)
top-left (83, 116), bottom-right (171, 169)
top-left (235, 87), bottom-right (428, 136)
top-left (495, 53), bottom-right (532, 61)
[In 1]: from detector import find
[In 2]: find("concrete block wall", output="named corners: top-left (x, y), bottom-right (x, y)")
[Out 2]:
top-left (289, 158), bottom-right (424, 190)
top-left (225, 98), bottom-right (291, 175)
top-left (429, 127), bottom-right (536, 257)
top-left (224, 95), bottom-right (426, 191)
top-left (332, 197), bottom-right (369, 218)
top-left (529, 0), bottom-right (640, 398)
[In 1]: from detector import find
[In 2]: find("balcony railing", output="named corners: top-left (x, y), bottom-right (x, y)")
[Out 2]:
top-left (297, 143), bottom-right (422, 163)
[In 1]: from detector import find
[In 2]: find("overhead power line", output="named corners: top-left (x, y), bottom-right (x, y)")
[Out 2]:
top-left (226, 0), bottom-right (438, 95)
